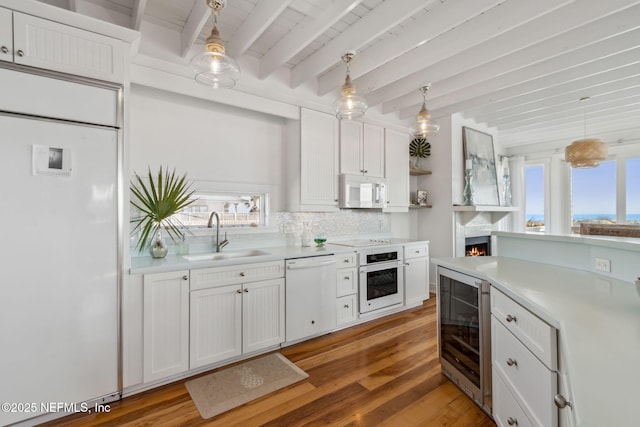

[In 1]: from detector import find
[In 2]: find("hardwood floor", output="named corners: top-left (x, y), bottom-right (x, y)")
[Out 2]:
top-left (44, 296), bottom-right (495, 426)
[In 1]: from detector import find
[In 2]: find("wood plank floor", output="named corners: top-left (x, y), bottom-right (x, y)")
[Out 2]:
top-left (44, 296), bottom-right (496, 427)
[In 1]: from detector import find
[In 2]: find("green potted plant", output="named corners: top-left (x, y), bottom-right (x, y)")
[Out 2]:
top-left (130, 166), bottom-right (197, 258)
top-left (409, 136), bottom-right (431, 170)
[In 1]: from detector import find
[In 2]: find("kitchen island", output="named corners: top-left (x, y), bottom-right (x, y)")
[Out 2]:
top-left (433, 231), bottom-right (640, 427)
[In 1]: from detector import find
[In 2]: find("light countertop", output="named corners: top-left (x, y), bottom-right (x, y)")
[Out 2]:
top-left (432, 256), bottom-right (640, 427)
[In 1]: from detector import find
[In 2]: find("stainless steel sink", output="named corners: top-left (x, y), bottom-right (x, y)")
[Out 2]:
top-left (182, 249), bottom-right (269, 262)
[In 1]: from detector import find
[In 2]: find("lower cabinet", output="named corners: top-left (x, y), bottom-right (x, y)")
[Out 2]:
top-left (143, 270), bottom-right (190, 383)
top-left (404, 243), bottom-right (429, 305)
top-left (190, 278), bottom-right (285, 369)
top-left (335, 252), bottom-right (358, 326)
top-left (491, 287), bottom-right (558, 427)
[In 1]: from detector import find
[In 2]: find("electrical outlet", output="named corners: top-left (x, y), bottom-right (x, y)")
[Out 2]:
top-left (595, 257), bottom-right (611, 272)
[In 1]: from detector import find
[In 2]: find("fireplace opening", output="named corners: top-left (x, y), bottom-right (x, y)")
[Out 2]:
top-left (465, 235), bottom-right (491, 257)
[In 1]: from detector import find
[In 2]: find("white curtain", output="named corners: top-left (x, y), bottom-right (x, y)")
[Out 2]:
top-left (509, 156), bottom-right (526, 232)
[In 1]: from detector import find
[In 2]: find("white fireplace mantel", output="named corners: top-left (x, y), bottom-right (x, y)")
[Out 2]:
top-left (453, 205), bottom-right (519, 226)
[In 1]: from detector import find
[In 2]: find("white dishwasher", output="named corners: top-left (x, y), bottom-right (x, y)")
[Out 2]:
top-left (285, 254), bottom-right (337, 343)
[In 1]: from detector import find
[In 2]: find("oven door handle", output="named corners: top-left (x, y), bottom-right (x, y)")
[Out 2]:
top-left (359, 260), bottom-right (403, 273)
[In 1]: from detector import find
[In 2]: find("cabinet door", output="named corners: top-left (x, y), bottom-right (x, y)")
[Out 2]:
top-left (340, 120), bottom-right (364, 175)
top-left (13, 12), bottom-right (124, 82)
top-left (362, 123), bottom-right (385, 178)
top-left (190, 284), bottom-right (242, 369)
top-left (336, 267), bottom-right (357, 297)
top-left (0, 7), bottom-right (12, 63)
top-left (384, 128), bottom-right (410, 211)
top-left (404, 256), bottom-right (429, 305)
top-left (336, 294), bottom-right (358, 326)
top-left (143, 271), bottom-right (189, 383)
top-left (243, 278), bottom-right (285, 353)
top-left (300, 108), bottom-right (339, 208)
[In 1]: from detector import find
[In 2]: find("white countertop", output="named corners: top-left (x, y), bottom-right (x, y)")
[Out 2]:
top-left (432, 256), bottom-right (640, 427)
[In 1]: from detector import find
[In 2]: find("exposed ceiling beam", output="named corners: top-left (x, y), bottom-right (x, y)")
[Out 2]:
top-left (226, 0), bottom-right (294, 57)
top-left (131, 0), bottom-right (148, 30)
top-left (180, 0), bottom-right (211, 58)
top-left (381, 0), bottom-right (640, 115)
top-left (289, 0), bottom-right (433, 89)
top-left (424, 45), bottom-right (640, 121)
top-left (258, 0), bottom-right (363, 80)
top-left (316, 0), bottom-right (505, 96)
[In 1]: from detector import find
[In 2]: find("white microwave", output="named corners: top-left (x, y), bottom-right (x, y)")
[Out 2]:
top-left (339, 174), bottom-right (387, 209)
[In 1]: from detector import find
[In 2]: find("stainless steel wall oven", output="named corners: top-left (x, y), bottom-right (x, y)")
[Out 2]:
top-left (358, 245), bottom-right (404, 313)
top-left (437, 266), bottom-right (492, 415)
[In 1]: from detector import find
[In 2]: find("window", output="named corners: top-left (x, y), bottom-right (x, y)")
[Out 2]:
top-left (570, 159), bottom-right (616, 233)
top-left (525, 164), bottom-right (545, 231)
top-left (175, 192), bottom-right (268, 229)
top-left (627, 157), bottom-right (640, 225)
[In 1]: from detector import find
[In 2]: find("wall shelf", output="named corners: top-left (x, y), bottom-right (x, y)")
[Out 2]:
top-left (453, 205), bottom-right (519, 225)
top-left (410, 168), bottom-right (432, 176)
top-left (409, 204), bottom-right (433, 209)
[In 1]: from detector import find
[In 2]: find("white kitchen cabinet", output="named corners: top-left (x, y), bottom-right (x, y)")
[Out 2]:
top-left (491, 287), bottom-right (559, 427)
top-left (384, 128), bottom-right (410, 212)
top-left (0, 8), bottom-right (123, 82)
top-left (143, 270), bottom-right (190, 383)
top-left (286, 108), bottom-right (340, 211)
top-left (339, 121), bottom-right (385, 178)
top-left (404, 243), bottom-right (429, 306)
top-left (335, 252), bottom-right (358, 326)
top-left (189, 261), bottom-right (285, 369)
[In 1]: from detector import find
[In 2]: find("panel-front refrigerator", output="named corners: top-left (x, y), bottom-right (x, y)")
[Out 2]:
top-left (0, 106), bottom-right (120, 425)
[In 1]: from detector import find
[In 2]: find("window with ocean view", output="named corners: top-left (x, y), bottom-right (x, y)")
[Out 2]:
top-left (525, 164), bottom-right (545, 231)
top-left (627, 157), bottom-right (640, 225)
top-left (570, 159), bottom-right (616, 233)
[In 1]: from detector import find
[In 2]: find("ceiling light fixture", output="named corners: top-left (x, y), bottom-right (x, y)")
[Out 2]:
top-left (191, 0), bottom-right (240, 89)
top-left (409, 85), bottom-right (440, 138)
top-left (333, 51), bottom-right (367, 120)
top-left (565, 96), bottom-right (607, 168)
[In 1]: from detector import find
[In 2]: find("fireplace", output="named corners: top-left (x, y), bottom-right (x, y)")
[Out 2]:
top-left (465, 235), bottom-right (491, 257)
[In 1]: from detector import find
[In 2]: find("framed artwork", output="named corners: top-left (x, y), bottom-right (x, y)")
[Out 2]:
top-left (462, 127), bottom-right (499, 205)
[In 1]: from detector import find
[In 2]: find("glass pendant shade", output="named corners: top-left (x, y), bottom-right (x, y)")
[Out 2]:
top-left (191, 1), bottom-right (240, 89)
top-left (410, 102), bottom-right (440, 138)
top-left (334, 53), bottom-right (367, 119)
top-left (565, 138), bottom-right (608, 168)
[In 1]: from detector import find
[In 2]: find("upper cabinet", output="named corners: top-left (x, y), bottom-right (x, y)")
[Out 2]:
top-left (0, 7), bottom-right (124, 83)
top-left (286, 108), bottom-right (340, 212)
top-left (339, 121), bottom-right (385, 178)
top-left (384, 129), bottom-right (410, 212)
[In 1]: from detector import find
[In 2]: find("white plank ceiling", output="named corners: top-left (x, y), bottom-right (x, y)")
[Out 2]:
top-left (41, 0), bottom-right (640, 153)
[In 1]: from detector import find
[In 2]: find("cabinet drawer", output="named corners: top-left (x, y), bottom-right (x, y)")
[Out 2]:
top-left (336, 294), bottom-right (357, 325)
top-left (493, 371), bottom-right (534, 427)
top-left (492, 318), bottom-right (557, 427)
top-left (336, 252), bottom-right (357, 268)
top-left (491, 288), bottom-right (557, 370)
top-left (336, 267), bottom-right (357, 296)
top-left (191, 260), bottom-right (285, 290)
top-left (404, 244), bottom-right (428, 259)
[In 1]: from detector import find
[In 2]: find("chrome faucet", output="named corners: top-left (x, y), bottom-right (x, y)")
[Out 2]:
top-left (207, 211), bottom-right (229, 252)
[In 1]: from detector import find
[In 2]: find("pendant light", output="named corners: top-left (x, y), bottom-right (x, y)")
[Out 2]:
top-left (409, 85), bottom-right (440, 138)
top-left (191, 0), bottom-right (240, 89)
top-left (333, 51), bottom-right (367, 120)
top-left (565, 97), bottom-right (607, 168)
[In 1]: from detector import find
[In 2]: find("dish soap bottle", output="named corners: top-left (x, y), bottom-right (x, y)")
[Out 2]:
top-left (301, 222), bottom-right (313, 247)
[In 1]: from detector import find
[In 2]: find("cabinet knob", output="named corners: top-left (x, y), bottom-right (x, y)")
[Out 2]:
top-left (0, 46), bottom-right (8, 54)
top-left (244, 288), bottom-right (249, 292)
top-left (236, 289), bottom-right (242, 294)
top-left (16, 49), bottom-right (24, 57)
top-left (507, 417), bottom-right (518, 425)
top-left (344, 276), bottom-right (350, 280)
top-left (344, 304), bottom-right (350, 308)
top-left (343, 259), bottom-right (350, 263)
top-left (240, 272), bottom-right (245, 277)
top-left (182, 275), bottom-right (188, 281)
top-left (363, 169), bottom-right (368, 174)
top-left (311, 320), bottom-right (315, 324)
top-left (554, 394), bottom-right (572, 409)
top-left (506, 314), bottom-right (517, 323)
top-left (506, 358), bottom-right (518, 367)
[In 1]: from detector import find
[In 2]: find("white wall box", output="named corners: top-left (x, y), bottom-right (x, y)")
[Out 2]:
top-left (384, 128), bottom-right (410, 212)
top-left (190, 278), bottom-right (285, 369)
top-left (286, 108), bottom-right (340, 211)
top-left (1, 8), bottom-right (123, 82)
top-left (491, 287), bottom-right (558, 427)
top-left (340, 121), bottom-right (385, 178)
top-left (404, 243), bottom-right (429, 306)
top-left (143, 271), bottom-right (190, 383)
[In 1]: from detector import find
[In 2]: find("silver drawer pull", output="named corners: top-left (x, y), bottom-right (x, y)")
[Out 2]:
top-left (506, 358), bottom-right (518, 367)
top-left (344, 276), bottom-right (350, 280)
top-left (344, 304), bottom-right (349, 308)
top-left (0, 46), bottom-right (8, 54)
top-left (554, 394), bottom-right (572, 409)
top-left (506, 314), bottom-right (517, 323)
top-left (16, 49), bottom-right (24, 57)
top-left (507, 417), bottom-right (518, 425)
top-left (236, 289), bottom-right (242, 294)
top-left (182, 275), bottom-right (188, 281)
top-left (343, 259), bottom-right (350, 263)
top-left (240, 272), bottom-right (245, 277)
